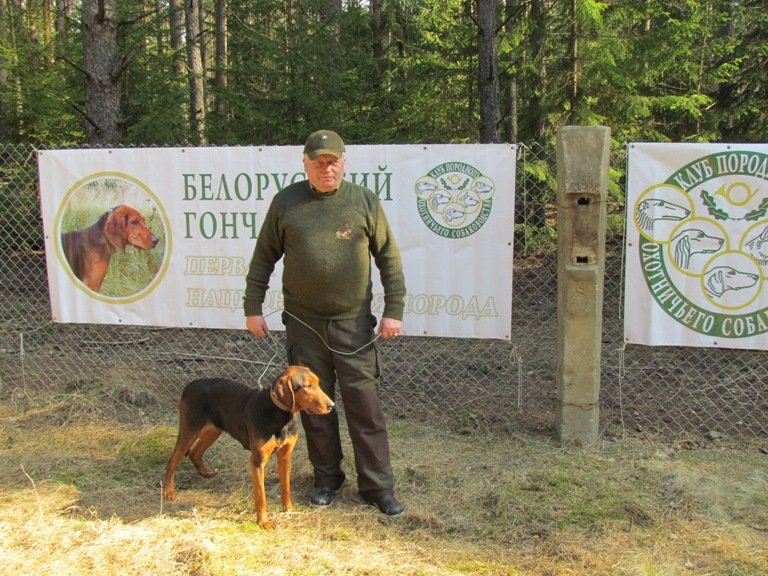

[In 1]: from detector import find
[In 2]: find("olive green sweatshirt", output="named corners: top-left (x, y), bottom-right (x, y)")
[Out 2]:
top-left (243, 179), bottom-right (406, 321)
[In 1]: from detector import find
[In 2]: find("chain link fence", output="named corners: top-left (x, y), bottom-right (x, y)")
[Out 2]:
top-left (1, 142), bottom-right (766, 440)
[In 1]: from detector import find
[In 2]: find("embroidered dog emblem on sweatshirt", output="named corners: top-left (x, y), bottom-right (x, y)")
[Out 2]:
top-left (336, 224), bottom-right (353, 239)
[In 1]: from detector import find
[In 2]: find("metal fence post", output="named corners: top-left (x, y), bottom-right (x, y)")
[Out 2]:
top-left (555, 126), bottom-right (611, 444)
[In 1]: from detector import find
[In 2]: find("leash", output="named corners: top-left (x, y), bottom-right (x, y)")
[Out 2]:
top-left (263, 309), bottom-right (382, 356)
top-left (255, 309), bottom-right (384, 388)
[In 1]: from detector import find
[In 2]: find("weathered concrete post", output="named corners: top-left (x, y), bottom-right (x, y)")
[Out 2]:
top-left (555, 126), bottom-right (611, 444)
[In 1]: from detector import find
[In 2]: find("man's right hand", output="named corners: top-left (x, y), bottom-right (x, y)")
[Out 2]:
top-left (246, 315), bottom-right (270, 338)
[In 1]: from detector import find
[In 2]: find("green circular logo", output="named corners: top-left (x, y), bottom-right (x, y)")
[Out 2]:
top-left (415, 162), bottom-right (495, 238)
top-left (634, 151), bottom-right (768, 339)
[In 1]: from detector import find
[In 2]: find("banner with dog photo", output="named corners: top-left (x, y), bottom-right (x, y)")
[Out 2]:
top-left (624, 143), bottom-right (768, 350)
top-left (38, 144), bottom-right (515, 340)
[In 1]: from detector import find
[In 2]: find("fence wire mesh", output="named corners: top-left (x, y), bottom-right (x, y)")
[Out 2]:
top-left (1, 143), bottom-right (765, 440)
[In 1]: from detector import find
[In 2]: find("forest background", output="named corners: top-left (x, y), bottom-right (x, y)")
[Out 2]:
top-left (2, 3), bottom-right (768, 573)
top-left (0, 0), bottom-right (766, 149)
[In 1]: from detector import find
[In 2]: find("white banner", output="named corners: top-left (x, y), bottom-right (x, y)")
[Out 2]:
top-left (39, 144), bottom-right (515, 339)
top-left (624, 143), bottom-right (768, 350)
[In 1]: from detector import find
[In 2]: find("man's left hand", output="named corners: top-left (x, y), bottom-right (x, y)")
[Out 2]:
top-left (379, 317), bottom-right (402, 340)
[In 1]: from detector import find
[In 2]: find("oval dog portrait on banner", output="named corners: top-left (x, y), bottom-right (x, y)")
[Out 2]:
top-left (56, 173), bottom-right (169, 300)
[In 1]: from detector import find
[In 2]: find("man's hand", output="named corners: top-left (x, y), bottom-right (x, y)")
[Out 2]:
top-left (246, 315), bottom-right (270, 338)
top-left (379, 317), bottom-right (402, 340)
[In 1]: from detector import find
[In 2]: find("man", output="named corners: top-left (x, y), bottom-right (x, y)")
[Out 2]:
top-left (243, 129), bottom-right (406, 516)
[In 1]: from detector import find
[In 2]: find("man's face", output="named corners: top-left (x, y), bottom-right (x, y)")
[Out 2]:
top-left (304, 154), bottom-right (345, 193)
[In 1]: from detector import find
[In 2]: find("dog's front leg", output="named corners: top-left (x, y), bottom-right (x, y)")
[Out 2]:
top-left (251, 442), bottom-right (274, 530)
top-left (276, 434), bottom-right (299, 513)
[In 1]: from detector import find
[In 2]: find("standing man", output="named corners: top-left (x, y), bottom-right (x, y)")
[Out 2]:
top-left (244, 130), bottom-right (406, 516)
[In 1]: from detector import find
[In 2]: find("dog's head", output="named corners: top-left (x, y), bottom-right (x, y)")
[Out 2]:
top-left (271, 365), bottom-right (334, 415)
top-left (636, 198), bottom-right (690, 232)
top-left (745, 226), bottom-right (768, 265)
top-left (104, 205), bottom-right (160, 251)
top-left (704, 265), bottom-right (759, 298)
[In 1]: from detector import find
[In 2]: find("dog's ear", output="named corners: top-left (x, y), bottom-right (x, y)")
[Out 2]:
top-left (708, 269), bottom-right (724, 296)
top-left (273, 372), bottom-right (296, 412)
top-left (104, 206), bottom-right (128, 251)
top-left (674, 235), bottom-right (690, 267)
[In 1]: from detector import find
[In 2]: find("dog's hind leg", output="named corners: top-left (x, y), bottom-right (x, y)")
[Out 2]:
top-left (188, 423), bottom-right (222, 478)
top-left (164, 428), bottom-right (200, 501)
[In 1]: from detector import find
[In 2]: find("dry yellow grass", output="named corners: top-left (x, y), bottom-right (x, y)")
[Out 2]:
top-left (0, 389), bottom-right (766, 576)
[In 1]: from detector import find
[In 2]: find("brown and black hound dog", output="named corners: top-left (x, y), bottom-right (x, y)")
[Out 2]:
top-left (163, 366), bottom-right (334, 530)
top-left (61, 204), bottom-right (159, 292)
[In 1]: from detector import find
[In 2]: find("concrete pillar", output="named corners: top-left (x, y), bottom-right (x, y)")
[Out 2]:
top-left (555, 126), bottom-right (611, 444)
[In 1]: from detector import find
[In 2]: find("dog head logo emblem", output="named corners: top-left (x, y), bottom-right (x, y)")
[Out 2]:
top-left (414, 162), bottom-right (496, 239)
top-left (631, 149), bottom-right (768, 342)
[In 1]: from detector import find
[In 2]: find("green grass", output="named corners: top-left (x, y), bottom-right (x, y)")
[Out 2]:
top-left (1, 387), bottom-right (766, 575)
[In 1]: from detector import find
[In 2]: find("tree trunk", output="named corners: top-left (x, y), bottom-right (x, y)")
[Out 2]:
top-left (321, 0), bottom-right (341, 40)
top-left (507, 73), bottom-right (518, 143)
top-left (370, 0), bottom-right (386, 77)
top-left (214, 0), bottom-right (228, 118)
top-left (0, 0), bottom-right (12, 141)
top-left (502, 0), bottom-right (519, 142)
top-left (198, 0), bottom-right (206, 77)
top-left (82, 0), bottom-right (123, 145)
top-left (184, 0), bottom-right (206, 144)
top-left (528, 0), bottom-right (547, 141)
top-left (155, 0), bottom-right (165, 52)
top-left (169, 0), bottom-right (185, 77)
top-left (55, 0), bottom-right (71, 35)
top-left (477, 0), bottom-right (499, 143)
top-left (567, 0), bottom-right (579, 122)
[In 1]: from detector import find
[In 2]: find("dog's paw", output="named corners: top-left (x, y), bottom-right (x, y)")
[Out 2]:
top-left (257, 517), bottom-right (275, 530)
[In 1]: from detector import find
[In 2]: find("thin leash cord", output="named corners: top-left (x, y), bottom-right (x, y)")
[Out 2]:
top-left (256, 309), bottom-right (385, 389)
top-left (148, 322), bottom-right (371, 390)
top-left (261, 308), bottom-right (382, 355)
top-left (256, 338), bottom-right (284, 389)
